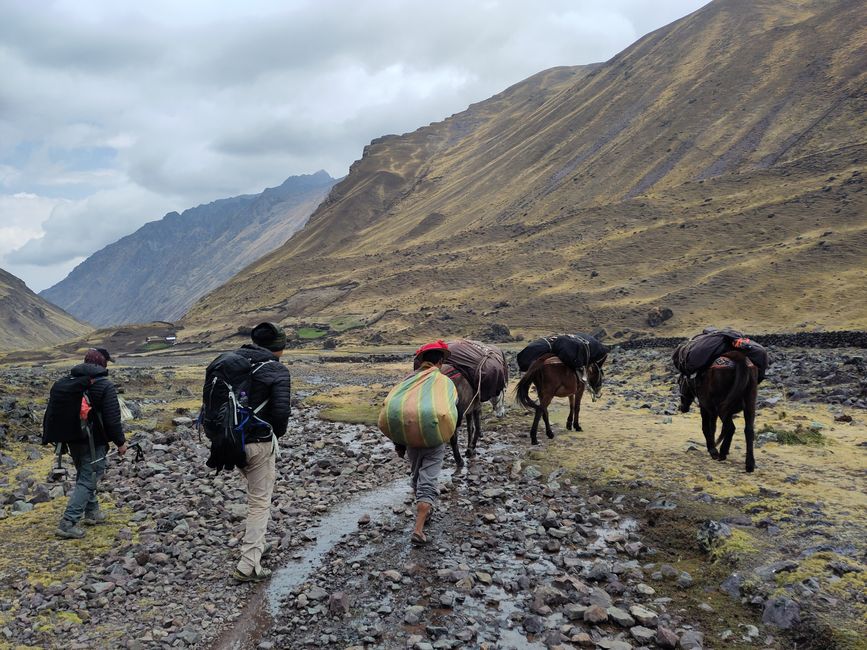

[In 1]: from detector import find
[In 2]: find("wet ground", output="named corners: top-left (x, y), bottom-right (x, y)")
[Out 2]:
top-left (0, 345), bottom-right (865, 649)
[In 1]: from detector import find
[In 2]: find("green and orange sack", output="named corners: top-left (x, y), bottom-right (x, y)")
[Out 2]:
top-left (378, 367), bottom-right (458, 448)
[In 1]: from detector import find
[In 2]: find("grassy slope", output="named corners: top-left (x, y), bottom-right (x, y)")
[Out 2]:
top-left (181, 0), bottom-right (867, 344)
top-left (0, 269), bottom-right (91, 352)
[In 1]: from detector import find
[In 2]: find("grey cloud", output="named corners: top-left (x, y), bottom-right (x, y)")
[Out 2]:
top-left (0, 0), bottom-right (709, 291)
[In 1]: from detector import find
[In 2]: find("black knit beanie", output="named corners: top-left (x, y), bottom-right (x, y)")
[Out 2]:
top-left (251, 322), bottom-right (287, 351)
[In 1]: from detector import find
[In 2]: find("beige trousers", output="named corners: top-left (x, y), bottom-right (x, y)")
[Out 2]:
top-left (236, 437), bottom-right (277, 574)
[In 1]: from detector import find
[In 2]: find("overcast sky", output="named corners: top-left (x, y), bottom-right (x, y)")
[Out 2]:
top-left (0, 0), bottom-right (709, 292)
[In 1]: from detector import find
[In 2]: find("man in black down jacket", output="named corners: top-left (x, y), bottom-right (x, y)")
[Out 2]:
top-left (232, 322), bottom-right (291, 582)
top-left (56, 348), bottom-right (126, 539)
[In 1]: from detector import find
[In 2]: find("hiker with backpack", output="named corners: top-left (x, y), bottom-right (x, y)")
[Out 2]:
top-left (43, 348), bottom-right (126, 540)
top-left (378, 341), bottom-right (459, 546)
top-left (200, 322), bottom-right (291, 582)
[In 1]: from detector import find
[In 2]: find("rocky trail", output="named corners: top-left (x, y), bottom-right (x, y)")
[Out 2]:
top-left (242, 427), bottom-right (708, 650)
top-left (0, 344), bottom-right (865, 649)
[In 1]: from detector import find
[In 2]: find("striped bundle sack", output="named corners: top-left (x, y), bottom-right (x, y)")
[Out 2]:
top-left (378, 367), bottom-right (458, 448)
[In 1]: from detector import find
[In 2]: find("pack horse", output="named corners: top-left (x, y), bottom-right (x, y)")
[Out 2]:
top-left (515, 334), bottom-right (609, 445)
top-left (416, 339), bottom-right (509, 466)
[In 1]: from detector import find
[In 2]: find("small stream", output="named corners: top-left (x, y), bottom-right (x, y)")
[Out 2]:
top-left (211, 471), bottom-right (412, 649)
top-left (264, 476), bottom-right (411, 616)
top-left (212, 458), bottom-right (467, 649)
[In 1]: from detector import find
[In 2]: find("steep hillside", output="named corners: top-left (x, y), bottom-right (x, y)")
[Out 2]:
top-left (41, 171), bottom-right (337, 326)
top-left (0, 268), bottom-right (90, 351)
top-left (183, 0), bottom-right (867, 344)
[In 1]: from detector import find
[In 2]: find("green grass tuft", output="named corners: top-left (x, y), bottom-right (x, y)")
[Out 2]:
top-left (297, 327), bottom-right (328, 339)
top-left (760, 422), bottom-right (827, 445)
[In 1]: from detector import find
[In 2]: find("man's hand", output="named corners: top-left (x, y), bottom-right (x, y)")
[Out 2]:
top-left (117, 443), bottom-right (128, 457)
top-left (394, 443), bottom-right (406, 458)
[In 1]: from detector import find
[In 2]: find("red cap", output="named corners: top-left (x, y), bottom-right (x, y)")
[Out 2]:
top-left (414, 340), bottom-right (450, 359)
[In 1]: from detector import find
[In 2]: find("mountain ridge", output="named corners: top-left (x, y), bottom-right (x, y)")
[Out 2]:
top-left (181, 0), bottom-right (866, 343)
top-left (41, 171), bottom-right (337, 326)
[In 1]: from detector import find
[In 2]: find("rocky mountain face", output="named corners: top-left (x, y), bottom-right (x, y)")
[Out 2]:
top-left (41, 171), bottom-right (337, 327)
top-left (0, 268), bottom-right (90, 352)
top-left (183, 0), bottom-right (867, 344)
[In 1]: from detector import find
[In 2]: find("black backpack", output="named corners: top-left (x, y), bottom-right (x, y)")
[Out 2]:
top-left (199, 352), bottom-right (274, 472)
top-left (42, 375), bottom-right (99, 444)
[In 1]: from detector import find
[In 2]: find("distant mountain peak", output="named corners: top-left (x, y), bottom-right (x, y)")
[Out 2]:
top-left (41, 172), bottom-right (338, 326)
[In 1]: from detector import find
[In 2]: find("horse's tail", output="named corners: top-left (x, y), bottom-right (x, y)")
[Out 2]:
top-left (718, 351), bottom-right (751, 415)
top-left (515, 357), bottom-right (546, 410)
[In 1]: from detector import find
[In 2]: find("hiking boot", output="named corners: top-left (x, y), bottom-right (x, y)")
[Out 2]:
top-left (83, 510), bottom-right (108, 526)
top-left (232, 567), bottom-right (272, 583)
top-left (56, 520), bottom-right (85, 539)
top-left (262, 542), bottom-right (274, 558)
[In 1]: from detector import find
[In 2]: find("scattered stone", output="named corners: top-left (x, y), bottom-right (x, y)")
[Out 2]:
top-left (656, 627), bottom-right (679, 648)
top-left (607, 606), bottom-right (635, 627)
top-left (678, 629), bottom-right (704, 649)
top-left (522, 614), bottom-right (544, 635)
top-left (583, 605), bottom-right (608, 624)
top-left (762, 597), bottom-right (800, 629)
top-left (328, 592), bottom-right (350, 617)
top-left (404, 605), bottom-right (425, 625)
top-left (628, 604), bottom-right (658, 626)
top-left (676, 571), bottom-right (694, 588)
top-left (597, 639), bottom-right (632, 650)
top-left (630, 625), bottom-right (656, 643)
top-left (719, 573), bottom-right (743, 598)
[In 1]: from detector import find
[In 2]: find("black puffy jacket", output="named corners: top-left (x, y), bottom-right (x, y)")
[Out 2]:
top-left (234, 344), bottom-right (291, 440)
top-left (71, 363), bottom-right (125, 448)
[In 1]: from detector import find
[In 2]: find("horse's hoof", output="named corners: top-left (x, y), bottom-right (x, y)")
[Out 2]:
top-left (455, 460), bottom-right (465, 469)
top-left (709, 449), bottom-right (720, 460)
top-left (746, 462), bottom-right (755, 473)
top-left (575, 425), bottom-right (583, 432)
top-left (531, 439), bottom-right (539, 446)
top-left (566, 423), bottom-right (572, 431)
top-left (546, 432), bottom-right (555, 439)
top-left (716, 454), bottom-right (727, 462)
top-left (466, 449), bottom-right (476, 458)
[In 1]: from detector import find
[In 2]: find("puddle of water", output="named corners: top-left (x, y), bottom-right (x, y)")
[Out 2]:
top-left (265, 476), bottom-right (411, 616)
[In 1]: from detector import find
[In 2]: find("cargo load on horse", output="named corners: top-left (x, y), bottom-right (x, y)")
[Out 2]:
top-left (442, 339), bottom-right (508, 403)
top-left (517, 334), bottom-right (609, 373)
top-left (672, 327), bottom-right (769, 383)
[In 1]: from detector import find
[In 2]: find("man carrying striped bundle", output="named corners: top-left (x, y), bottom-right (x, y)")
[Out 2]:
top-left (378, 340), bottom-right (458, 546)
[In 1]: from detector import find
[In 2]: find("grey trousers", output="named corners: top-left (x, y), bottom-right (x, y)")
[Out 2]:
top-left (407, 444), bottom-right (445, 505)
top-left (62, 442), bottom-right (107, 524)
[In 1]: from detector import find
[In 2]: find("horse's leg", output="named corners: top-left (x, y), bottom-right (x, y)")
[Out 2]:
top-left (574, 384), bottom-right (584, 432)
top-left (743, 390), bottom-right (757, 473)
top-left (530, 407), bottom-right (542, 445)
top-left (718, 415), bottom-right (736, 461)
top-left (566, 394), bottom-right (574, 431)
top-left (450, 433), bottom-right (464, 468)
top-left (541, 394), bottom-right (554, 439)
top-left (701, 406), bottom-right (720, 459)
top-left (466, 406), bottom-right (479, 458)
top-left (469, 407), bottom-right (481, 457)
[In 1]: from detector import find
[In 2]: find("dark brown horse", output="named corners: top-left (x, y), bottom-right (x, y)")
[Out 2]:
top-left (442, 364), bottom-right (479, 468)
top-left (694, 350), bottom-right (758, 473)
top-left (515, 353), bottom-right (605, 445)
